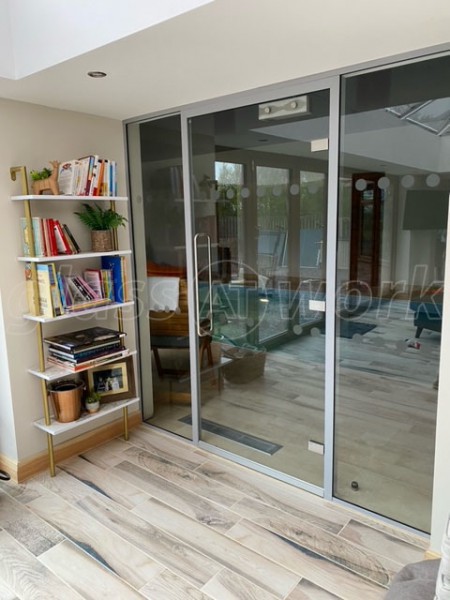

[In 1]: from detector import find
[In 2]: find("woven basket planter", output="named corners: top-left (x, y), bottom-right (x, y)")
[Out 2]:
top-left (91, 229), bottom-right (113, 252)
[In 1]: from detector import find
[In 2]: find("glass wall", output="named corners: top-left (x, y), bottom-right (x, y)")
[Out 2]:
top-left (335, 55), bottom-right (450, 532)
top-left (132, 115), bottom-right (193, 437)
top-left (128, 52), bottom-right (449, 532)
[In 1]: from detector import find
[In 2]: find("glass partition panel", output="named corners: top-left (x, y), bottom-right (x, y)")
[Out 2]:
top-left (335, 55), bottom-right (450, 532)
top-left (129, 115), bottom-right (192, 439)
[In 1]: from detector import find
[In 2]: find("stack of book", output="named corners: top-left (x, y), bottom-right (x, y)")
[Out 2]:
top-left (57, 156), bottom-right (117, 196)
top-left (45, 326), bottom-right (128, 372)
top-left (20, 217), bottom-right (81, 257)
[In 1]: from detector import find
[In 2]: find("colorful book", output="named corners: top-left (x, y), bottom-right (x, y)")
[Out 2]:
top-left (20, 217), bottom-right (46, 257)
top-left (101, 256), bottom-right (125, 303)
top-left (36, 263), bottom-right (55, 317)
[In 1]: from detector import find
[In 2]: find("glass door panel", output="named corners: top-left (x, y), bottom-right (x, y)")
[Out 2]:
top-left (335, 54), bottom-right (450, 532)
top-left (127, 115), bottom-right (193, 439)
top-left (189, 88), bottom-right (330, 487)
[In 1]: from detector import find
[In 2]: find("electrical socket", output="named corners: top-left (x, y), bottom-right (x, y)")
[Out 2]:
top-left (308, 440), bottom-right (324, 455)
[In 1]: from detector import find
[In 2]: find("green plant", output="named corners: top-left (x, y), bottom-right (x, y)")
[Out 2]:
top-left (30, 167), bottom-right (52, 181)
top-left (86, 392), bottom-right (101, 404)
top-left (74, 203), bottom-right (128, 231)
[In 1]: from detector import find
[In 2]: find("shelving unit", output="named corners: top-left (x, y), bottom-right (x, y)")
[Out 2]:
top-left (10, 166), bottom-right (139, 476)
top-left (17, 249), bottom-right (132, 263)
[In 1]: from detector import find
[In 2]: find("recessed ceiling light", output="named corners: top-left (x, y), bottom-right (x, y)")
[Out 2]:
top-left (87, 71), bottom-right (107, 78)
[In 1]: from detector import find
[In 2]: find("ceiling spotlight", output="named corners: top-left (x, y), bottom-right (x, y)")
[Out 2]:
top-left (87, 71), bottom-right (107, 78)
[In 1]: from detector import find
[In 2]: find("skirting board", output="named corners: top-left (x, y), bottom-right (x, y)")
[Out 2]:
top-left (425, 549), bottom-right (441, 560)
top-left (0, 411), bottom-right (142, 483)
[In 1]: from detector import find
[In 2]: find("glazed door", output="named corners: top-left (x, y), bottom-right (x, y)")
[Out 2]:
top-left (187, 84), bottom-right (335, 490)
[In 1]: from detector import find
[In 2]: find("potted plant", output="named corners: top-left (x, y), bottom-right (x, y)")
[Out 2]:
top-left (74, 203), bottom-right (127, 252)
top-left (85, 391), bottom-right (101, 413)
top-left (30, 161), bottom-right (60, 195)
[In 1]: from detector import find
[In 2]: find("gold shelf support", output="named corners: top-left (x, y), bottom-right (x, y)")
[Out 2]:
top-left (10, 165), bottom-right (56, 476)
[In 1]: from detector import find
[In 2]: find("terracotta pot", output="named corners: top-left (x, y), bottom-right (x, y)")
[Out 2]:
top-left (91, 230), bottom-right (113, 252)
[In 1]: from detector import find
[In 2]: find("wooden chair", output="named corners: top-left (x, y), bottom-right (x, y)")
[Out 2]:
top-left (149, 279), bottom-right (213, 378)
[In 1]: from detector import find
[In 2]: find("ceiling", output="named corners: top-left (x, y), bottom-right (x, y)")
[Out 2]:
top-left (0, 0), bottom-right (449, 122)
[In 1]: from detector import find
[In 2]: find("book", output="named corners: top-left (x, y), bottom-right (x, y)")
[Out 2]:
top-left (43, 218), bottom-right (58, 256)
top-left (47, 263), bottom-right (64, 316)
top-left (83, 269), bottom-right (104, 297)
top-left (48, 339), bottom-right (123, 360)
top-left (58, 160), bottom-right (80, 195)
top-left (47, 348), bottom-right (130, 372)
top-left (32, 217), bottom-right (46, 257)
top-left (20, 217), bottom-right (46, 257)
top-left (53, 220), bottom-right (73, 254)
top-left (87, 155), bottom-right (100, 195)
top-left (36, 263), bottom-right (55, 317)
top-left (19, 217), bottom-right (32, 256)
top-left (75, 156), bottom-right (91, 195)
top-left (25, 262), bottom-right (39, 315)
top-left (61, 224), bottom-right (81, 253)
top-left (101, 255), bottom-right (126, 303)
top-left (44, 326), bottom-right (125, 351)
top-left (93, 158), bottom-right (105, 196)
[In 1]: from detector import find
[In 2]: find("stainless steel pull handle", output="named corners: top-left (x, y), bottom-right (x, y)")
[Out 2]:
top-left (194, 233), bottom-right (213, 337)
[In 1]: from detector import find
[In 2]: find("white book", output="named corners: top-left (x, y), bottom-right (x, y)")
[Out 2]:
top-left (58, 160), bottom-right (80, 195)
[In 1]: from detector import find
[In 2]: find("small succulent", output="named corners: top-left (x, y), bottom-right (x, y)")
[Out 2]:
top-left (30, 167), bottom-right (52, 181)
top-left (86, 392), bottom-right (101, 404)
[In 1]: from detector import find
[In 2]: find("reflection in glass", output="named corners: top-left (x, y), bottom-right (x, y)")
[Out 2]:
top-left (189, 90), bottom-right (330, 486)
top-left (335, 55), bottom-right (450, 532)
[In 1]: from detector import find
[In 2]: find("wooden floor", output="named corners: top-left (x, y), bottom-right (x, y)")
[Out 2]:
top-left (0, 425), bottom-right (428, 599)
top-left (149, 299), bottom-right (439, 532)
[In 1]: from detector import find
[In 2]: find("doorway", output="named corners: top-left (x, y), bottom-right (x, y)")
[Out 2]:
top-left (127, 52), bottom-right (449, 532)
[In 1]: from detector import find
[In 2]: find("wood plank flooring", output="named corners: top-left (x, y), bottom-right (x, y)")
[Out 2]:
top-left (149, 299), bottom-right (439, 532)
top-left (0, 425), bottom-right (428, 599)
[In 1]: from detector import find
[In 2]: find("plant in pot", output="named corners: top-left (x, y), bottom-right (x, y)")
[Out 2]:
top-left (85, 391), bottom-right (101, 413)
top-left (30, 160), bottom-right (60, 195)
top-left (74, 203), bottom-right (127, 252)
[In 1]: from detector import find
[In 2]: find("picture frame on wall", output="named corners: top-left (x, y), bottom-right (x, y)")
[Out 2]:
top-left (85, 355), bottom-right (136, 404)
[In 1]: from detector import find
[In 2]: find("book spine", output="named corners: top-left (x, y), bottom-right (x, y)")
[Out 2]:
top-left (62, 224), bottom-right (81, 253)
top-left (101, 256), bottom-right (124, 303)
top-left (47, 263), bottom-right (64, 316)
top-left (32, 217), bottom-right (45, 257)
top-left (53, 220), bottom-right (73, 254)
top-left (36, 264), bottom-right (55, 317)
top-left (20, 217), bottom-right (31, 256)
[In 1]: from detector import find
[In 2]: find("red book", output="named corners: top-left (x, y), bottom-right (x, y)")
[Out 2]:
top-left (53, 220), bottom-right (73, 254)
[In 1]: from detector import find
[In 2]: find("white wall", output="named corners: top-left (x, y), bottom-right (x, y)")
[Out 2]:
top-left (0, 0), bottom-right (14, 78)
top-left (4, 0), bottom-right (213, 79)
top-left (0, 97), bottom-right (135, 464)
top-left (0, 292), bottom-right (16, 460)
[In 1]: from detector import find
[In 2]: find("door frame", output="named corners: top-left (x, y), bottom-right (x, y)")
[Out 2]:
top-left (179, 76), bottom-right (340, 498)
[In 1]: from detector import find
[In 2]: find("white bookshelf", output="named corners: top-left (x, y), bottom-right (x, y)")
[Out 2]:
top-left (34, 397), bottom-right (140, 435)
top-left (18, 249), bottom-right (132, 263)
top-left (11, 171), bottom-right (139, 477)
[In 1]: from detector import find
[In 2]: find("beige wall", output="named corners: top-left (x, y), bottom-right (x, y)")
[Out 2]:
top-left (0, 97), bottom-right (134, 465)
